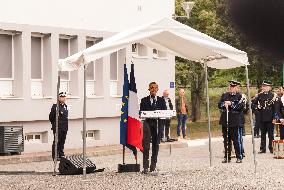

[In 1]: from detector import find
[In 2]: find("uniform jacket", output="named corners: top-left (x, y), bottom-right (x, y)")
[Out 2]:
top-left (254, 91), bottom-right (277, 122)
top-left (273, 95), bottom-right (284, 121)
top-left (49, 103), bottom-right (69, 132)
top-left (218, 92), bottom-right (245, 127)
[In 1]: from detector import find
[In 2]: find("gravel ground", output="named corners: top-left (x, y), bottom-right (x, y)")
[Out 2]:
top-left (0, 136), bottom-right (283, 190)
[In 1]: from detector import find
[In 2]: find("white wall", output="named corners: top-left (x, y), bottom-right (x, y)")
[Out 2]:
top-left (0, 0), bottom-right (175, 32)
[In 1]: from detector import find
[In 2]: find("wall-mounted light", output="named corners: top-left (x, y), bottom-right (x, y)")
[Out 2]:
top-left (173, 1), bottom-right (195, 19)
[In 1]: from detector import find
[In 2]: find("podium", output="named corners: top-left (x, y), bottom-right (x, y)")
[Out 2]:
top-left (140, 110), bottom-right (176, 142)
top-left (140, 110), bottom-right (176, 119)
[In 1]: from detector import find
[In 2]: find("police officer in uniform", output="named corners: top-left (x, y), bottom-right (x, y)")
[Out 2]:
top-left (140, 82), bottom-right (167, 174)
top-left (49, 92), bottom-right (69, 160)
top-left (254, 81), bottom-right (276, 154)
top-left (218, 80), bottom-right (245, 163)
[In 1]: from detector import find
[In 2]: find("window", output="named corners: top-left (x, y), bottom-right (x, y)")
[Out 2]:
top-left (81, 130), bottom-right (100, 140)
top-left (86, 40), bottom-right (96, 96)
top-left (153, 49), bottom-right (158, 58)
top-left (132, 43), bottom-right (138, 54)
top-left (86, 40), bottom-right (95, 81)
top-left (59, 38), bottom-right (70, 80)
top-left (31, 36), bottom-right (43, 80)
top-left (31, 35), bottom-right (44, 97)
top-left (59, 38), bottom-right (71, 93)
top-left (110, 52), bottom-right (118, 81)
top-left (132, 43), bottom-right (147, 57)
top-left (153, 49), bottom-right (167, 59)
top-left (25, 133), bottom-right (42, 143)
top-left (110, 52), bottom-right (118, 96)
top-left (0, 34), bottom-right (13, 97)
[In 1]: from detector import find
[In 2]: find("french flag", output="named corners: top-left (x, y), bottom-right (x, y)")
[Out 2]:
top-left (127, 64), bottom-right (143, 151)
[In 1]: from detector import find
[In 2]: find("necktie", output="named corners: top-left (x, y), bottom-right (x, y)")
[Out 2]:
top-left (151, 95), bottom-right (156, 110)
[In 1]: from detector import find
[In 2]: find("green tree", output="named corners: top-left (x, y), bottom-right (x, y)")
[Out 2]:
top-left (175, 0), bottom-right (283, 121)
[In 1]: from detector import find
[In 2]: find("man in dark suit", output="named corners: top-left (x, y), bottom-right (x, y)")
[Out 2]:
top-left (49, 92), bottom-right (69, 161)
top-left (254, 81), bottom-right (276, 154)
top-left (159, 90), bottom-right (174, 142)
top-left (140, 82), bottom-right (167, 174)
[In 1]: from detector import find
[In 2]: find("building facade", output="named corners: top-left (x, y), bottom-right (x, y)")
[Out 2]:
top-left (0, 0), bottom-right (176, 153)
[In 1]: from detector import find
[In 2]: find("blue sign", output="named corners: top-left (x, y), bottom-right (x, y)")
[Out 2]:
top-left (170, 82), bottom-right (175, 88)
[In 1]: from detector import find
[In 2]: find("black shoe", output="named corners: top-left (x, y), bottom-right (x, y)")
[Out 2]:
top-left (150, 165), bottom-right (156, 172)
top-left (269, 149), bottom-right (273, 154)
top-left (236, 159), bottom-right (242, 163)
top-left (141, 168), bottom-right (148, 174)
top-left (242, 153), bottom-right (245, 158)
top-left (258, 150), bottom-right (266, 154)
top-left (222, 158), bottom-right (231, 163)
top-left (257, 135), bottom-right (260, 138)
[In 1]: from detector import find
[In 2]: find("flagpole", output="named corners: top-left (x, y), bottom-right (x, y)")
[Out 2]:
top-left (123, 145), bottom-right (125, 165)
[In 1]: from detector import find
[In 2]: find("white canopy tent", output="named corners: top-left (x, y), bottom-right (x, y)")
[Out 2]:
top-left (58, 17), bottom-right (248, 70)
top-left (55, 17), bottom-right (256, 178)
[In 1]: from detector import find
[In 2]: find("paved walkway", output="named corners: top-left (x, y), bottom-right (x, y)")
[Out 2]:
top-left (1, 136), bottom-right (282, 190)
top-left (0, 140), bottom-right (189, 165)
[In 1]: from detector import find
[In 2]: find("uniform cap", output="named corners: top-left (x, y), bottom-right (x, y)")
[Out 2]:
top-left (59, 92), bottom-right (67, 97)
top-left (228, 80), bottom-right (241, 87)
top-left (261, 80), bottom-right (272, 86)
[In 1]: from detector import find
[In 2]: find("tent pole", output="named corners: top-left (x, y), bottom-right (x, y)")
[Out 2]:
top-left (204, 62), bottom-right (213, 167)
top-left (245, 65), bottom-right (257, 173)
top-left (83, 65), bottom-right (87, 179)
top-left (53, 71), bottom-right (61, 176)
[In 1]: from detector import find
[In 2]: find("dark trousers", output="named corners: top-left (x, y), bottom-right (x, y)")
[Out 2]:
top-left (281, 125), bottom-right (284, 140)
top-left (222, 125), bottom-right (242, 160)
top-left (52, 130), bottom-right (67, 160)
top-left (254, 118), bottom-right (261, 136)
top-left (260, 121), bottom-right (274, 151)
top-left (143, 119), bottom-right (159, 170)
top-left (158, 119), bottom-right (171, 140)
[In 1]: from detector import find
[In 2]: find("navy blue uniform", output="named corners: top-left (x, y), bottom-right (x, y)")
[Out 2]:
top-left (254, 91), bottom-right (276, 153)
top-left (218, 92), bottom-right (245, 160)
top-left (140, 95), bottom-right (166, 171)
top-left (49, 103), bottom-right (68, 159)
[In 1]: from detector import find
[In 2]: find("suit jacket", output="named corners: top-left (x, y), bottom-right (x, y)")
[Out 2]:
top-left (140, 95), bottom-right (167, 125)
top-left (140, 95), bottom-right (167, 112)
top-left (163, 97), bottom-right (173, 110)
